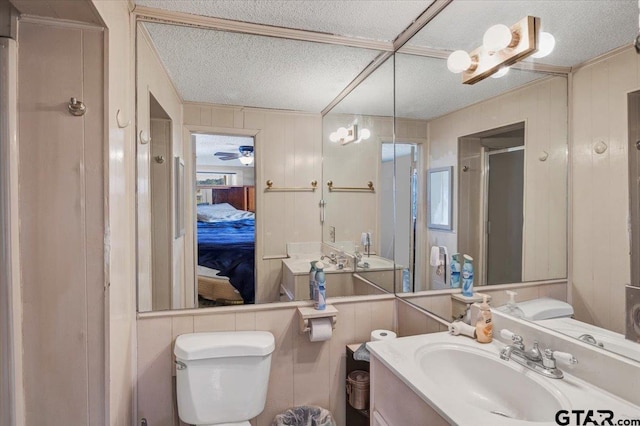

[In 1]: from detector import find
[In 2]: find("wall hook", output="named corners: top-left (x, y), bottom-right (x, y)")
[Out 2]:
top-left (594, 140), bottom-right (608, 155)
top-left (154, 155), bottom-right (165, 164)
top-left (139, 130), bottom-right (151, 145)
top-left (538, 151), bottom-right (549, 162)
top-left (68, 97), bottom-right (86, 116)
top-left (462, 165), bottom-right (470, 172)
top-left (116, 109), bottom-right (131, 128)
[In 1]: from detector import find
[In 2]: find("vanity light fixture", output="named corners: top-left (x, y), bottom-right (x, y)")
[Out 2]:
top-left (329, 124), bottom-right (371, 145)
top-left (447, 16), bottom-right (554, 85)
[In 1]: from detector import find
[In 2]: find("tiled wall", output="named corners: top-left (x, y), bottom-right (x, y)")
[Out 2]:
top-left (137, 296), bottom-right (396, 426)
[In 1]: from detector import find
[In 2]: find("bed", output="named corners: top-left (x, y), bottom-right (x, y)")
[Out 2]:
top-left (197, 203), bottom-right (255, 303)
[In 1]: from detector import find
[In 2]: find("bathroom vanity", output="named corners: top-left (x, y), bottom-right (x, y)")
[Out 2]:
top-left (281, 256), bottom-right (400, 300)
top-left (368, 332), bottom-right (640, 425)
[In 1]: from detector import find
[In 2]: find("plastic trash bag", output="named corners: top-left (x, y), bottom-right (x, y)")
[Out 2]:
top-left (272, 405), bottom-right (336, 426)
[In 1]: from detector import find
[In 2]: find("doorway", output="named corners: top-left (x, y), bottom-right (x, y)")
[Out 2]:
top-left (458, 122), bottom-right (525, 286)
top-left (193, 133), bottom-right (256, 306)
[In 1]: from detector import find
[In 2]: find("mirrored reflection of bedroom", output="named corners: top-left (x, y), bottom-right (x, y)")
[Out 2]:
top-left (194, 134), bottom-right (256, 307)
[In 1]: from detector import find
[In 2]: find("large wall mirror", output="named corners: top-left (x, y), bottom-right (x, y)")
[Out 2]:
top-left (135, 18), bottom-right (393, 312)
top-left (393, 0), bottom-right (639, 363)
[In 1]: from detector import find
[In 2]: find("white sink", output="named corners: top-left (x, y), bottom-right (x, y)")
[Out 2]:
top-left (356, 255), bottom-right (396, 270)
top-left (416, 343), bottom-right (567, 422)
top-left (367, 332), bottom-right (640, 425)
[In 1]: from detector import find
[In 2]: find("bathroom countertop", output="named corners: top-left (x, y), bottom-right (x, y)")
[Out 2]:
top-left (367, 332), bottom-right (640, 425)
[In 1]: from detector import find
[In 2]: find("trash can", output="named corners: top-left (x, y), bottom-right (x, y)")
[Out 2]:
top-left (346, 370), bottom-right (369, 410)
top-left (272, 405), bottom-right (336, 426)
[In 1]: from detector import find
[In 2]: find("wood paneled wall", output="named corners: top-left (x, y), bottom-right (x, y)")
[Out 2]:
top-left (18, 20), bottom-right (105, 425)
top-left (137, 297), bottom-right (396, 426)
top-left (183, 103), bottom-right (322, 303)
top-left (427, 76), bottom-right (568, 287)
top-left (571, 47), bottom-right (638, 333)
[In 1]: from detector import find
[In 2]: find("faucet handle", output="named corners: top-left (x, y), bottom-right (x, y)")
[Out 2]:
top-left (551, 351), bottom-right (578, 366)
top-left (500, 329), bottom-right (524, 349)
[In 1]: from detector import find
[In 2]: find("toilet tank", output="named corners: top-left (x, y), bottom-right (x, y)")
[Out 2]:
top-left (174, 331), bottom-right (275, 425)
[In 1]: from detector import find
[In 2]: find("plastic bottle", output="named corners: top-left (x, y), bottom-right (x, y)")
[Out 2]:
top-left (314, 261), bottom-right (326, 310)
top-left (337, 246), bottom-right (346, 270)
top-left (450, 253), bottom-right (461, 288)
top-left (461, 255), bottom-right (474, 297)
top-left (503, 290), bottom-right (525, 318)
top-left (309, 261), bottom-right (318, 300)
top-left (475, 295), bottom-right (493, 343)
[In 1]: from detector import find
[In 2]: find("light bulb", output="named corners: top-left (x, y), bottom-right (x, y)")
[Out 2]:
top-left (360, 128), bottom-right (371, 140)
top-left (531, 32), bottom-right (555, 58)
top-left (337, 127), bottom-right (348, 139)
top-left (491, 67), bottom-right (510, 79)
top-left (447, 50), bottom-right (472, 73)
top-left (329, 132), bottom-right (340, 142)
top-left (239, 155), bottom-right (253, 166)
top-left (483, 24), bottom-right (513, 52)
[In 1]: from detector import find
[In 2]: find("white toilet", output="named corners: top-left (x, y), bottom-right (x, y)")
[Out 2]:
top-left (174, 331), bottom-right (275, 426)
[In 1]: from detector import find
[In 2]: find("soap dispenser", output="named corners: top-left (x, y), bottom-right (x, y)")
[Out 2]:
top-left (475, 295), bottom-right (493, 343)
top-left (503, 290), bottom-right (525, 318)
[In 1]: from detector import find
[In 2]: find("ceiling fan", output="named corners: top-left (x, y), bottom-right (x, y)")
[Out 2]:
top-left (214, 145), bottom-right (254, 165)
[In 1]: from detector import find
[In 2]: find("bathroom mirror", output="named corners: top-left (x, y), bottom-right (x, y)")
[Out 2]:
top-left (135, 19), bottom-right (391, 311)
top-left (321, 55), bottom-right (398, 292)
top-left (394, 0), bottom-right (640, 363)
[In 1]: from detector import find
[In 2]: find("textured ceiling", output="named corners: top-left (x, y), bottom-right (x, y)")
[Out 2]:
top-left (143, 22), bottom-right (381, 112)
top-left (140, 1), bottom-right (638, 118)
top-left (135, 0), bottom-right (432, 42)
top-left (195, 134), bottom-right (254, 167)
top-left (404, 0), bottom-right (637, 68)
top-left (394, 54), bottom-right (547, 120)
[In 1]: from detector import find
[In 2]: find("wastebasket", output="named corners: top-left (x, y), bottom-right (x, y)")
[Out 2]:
top-left (272, 405), bottom-right (336, 426)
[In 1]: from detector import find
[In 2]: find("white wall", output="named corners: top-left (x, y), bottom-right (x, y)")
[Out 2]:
top-left (90, 1), bottom-right (138, 424)
top-left (427, 76), bottom-right (568, 288)
top-left (571, 47), bottom-right (636, 334)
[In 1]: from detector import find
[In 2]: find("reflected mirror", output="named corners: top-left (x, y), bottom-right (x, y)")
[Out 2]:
top-left (321, 56), bottom-right (398, 293)
top-left (394, 0), bottom-right (639, 363)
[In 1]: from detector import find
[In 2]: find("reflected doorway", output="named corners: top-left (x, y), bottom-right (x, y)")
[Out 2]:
top-left (193, 134), bottom-right (256, 306)
top-left (381, 142), bottom-right (419, 292)
top-left (458, 122), bottom-right (525, 286)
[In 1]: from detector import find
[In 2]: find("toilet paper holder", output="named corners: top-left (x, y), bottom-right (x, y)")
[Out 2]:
top-left (297, 305), bottom-right (338, 334)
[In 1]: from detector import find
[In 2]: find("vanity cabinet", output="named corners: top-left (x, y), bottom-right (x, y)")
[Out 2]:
top-left (370, 356), bottom-right (448, 426)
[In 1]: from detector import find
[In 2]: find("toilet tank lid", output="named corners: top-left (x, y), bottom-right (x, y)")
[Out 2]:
top-left (174, 331), bottom-right (275, 360)
top-left (517, 298), bottom-right (574, 321)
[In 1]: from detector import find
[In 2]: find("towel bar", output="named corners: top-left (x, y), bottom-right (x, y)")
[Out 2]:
top-left (326, 180), bottom-right (375, 192)
top-left (265, 180), bottom-right (317, 191)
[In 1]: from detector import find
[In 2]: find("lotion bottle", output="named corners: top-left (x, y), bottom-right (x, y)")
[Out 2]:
top-left (475, 295), bottom-right (493, 343)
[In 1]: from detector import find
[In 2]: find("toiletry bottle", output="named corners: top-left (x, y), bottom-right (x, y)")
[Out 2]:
top-left (450, 253), bottom-right (461, 288)
top-left (475, 295), bottom-right (493, 343)
top-left (461, 255), bottom-right (474, 296)
top-left (314, 261), bottom-right (326, 310)
top-left (337, 246), bottom-right (346, 270)
top-left (504, 290), bottom-right (525, 318)
top-left (309, 261), bottom-right (318, 300)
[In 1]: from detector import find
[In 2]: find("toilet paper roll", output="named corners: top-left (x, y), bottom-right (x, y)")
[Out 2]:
top-left (370, 329), bottom-right (397, 341)
top-left (309, 317), bottom-right (333, 342)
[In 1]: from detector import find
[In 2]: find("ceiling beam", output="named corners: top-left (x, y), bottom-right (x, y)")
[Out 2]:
top-left (133, 5), bottom-right (394, 52)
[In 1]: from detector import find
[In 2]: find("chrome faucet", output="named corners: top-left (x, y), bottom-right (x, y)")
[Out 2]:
top-left (578, 334), bottom-right (604, 348)
top-left (499, 329), bottom-right (578, 379)
top-left (321, 252), bottom-right (337, 265)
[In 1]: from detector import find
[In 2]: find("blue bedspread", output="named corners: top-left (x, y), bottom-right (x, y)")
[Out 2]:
top-left (197, 218), bottom-right (255, 303)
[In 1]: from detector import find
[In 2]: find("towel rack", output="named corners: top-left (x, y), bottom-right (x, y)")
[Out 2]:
top-left (265, 180), bottom-right (317, 192)
top-left (326, 180), bottom-right (375, 192)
